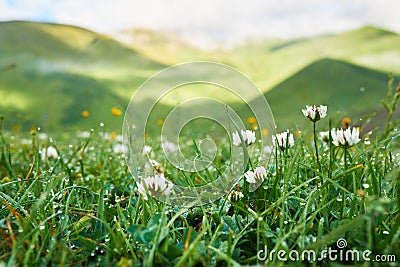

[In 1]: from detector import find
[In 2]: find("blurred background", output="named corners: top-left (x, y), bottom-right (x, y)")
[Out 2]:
top-left (0, 0), bottom-right (399, 133)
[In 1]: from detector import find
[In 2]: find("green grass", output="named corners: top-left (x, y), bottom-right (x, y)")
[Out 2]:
top-left (0, 82), bottom-right (399, 266)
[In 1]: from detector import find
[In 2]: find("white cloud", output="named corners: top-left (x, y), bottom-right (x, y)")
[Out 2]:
top-left (1, 0), bottom-right (399, 46)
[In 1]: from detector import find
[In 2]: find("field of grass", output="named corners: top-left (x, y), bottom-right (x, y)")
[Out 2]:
top-left (0, 80), bottom-right (399, 266)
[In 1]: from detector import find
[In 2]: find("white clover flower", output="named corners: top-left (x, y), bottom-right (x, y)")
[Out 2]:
top-left (245, 166), bottom-right (267, 184)
top-left (115, 134), bottom-right (123, 142)
top-left (113, 144), bottom-right (128, 154)
top-left (137, 173), bottom-right (173, 200)
top-left (331, 127), bottom-right (361, 147)
top-left (77, 131), bottom-right (91, 139)
top-left (263, 145), bottom-right (273, 154)
top-left (232, 129), bottom-right (256, 147)
top-left (228, 190), bottom-right (244, 202)
top-left (142, 145), bottom-right (154, 157)
top-left (41, 146), bottom-right (58, 161)
top-left (38, 133), bottom-right (48, 140)
top-left (162, 140), bottom-right (179, 153)
top-left (319, 131), bottom-right (330, 143)
top-left (302, 105), bottom-right (327, 122)
top-left (272, 131), bottom-right (295, 149)
top-left (21, 138), bottom-right (32, 146)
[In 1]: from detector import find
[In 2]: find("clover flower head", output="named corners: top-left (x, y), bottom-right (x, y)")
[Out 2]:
top-left (228, 190), bottom-right (244, 202)
top-left (142, 145), bottom-right (154, 157)
top-left (232, 129), bottom-right (256, 147)
top-left (245, 166), bottom-right (267, 184)
top-left (302, 105), bottom-right (327, 122)
top-left (272, 130), bottom-right (295, 149)
top-left (137, 173), bottom-right (173, 200)
top-left (331, 127), bottom-right (361, 147)
top-left (319, 131), bottom-right (330, 143)
top-left (113, 144), bottom-right (128, 154)
top-left (41, 146), bottom-right (58, 161)
top-left (38, 133), bottom-right (48, 140)
top-left (162, 140), bottom-right (179, 153)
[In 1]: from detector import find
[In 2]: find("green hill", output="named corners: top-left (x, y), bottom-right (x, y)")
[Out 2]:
top-left (125, 25), bottom-right (400, 92)
top-left (263, 58), bottom-right (391, 129)
top-left (0, 21), bottom-right (398, 133)
top-left (230, 26), bottom-right (400, 91)
top-left (0, 21), bottom-right (165, 131)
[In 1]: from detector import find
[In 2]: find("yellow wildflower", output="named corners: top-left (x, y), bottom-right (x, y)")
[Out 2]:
top-left (248, 117), bottom-right (256, 124)
top-left (81, 110), bottom-right (90, 118)
top-left (111, 107), bottom-right (122, 116)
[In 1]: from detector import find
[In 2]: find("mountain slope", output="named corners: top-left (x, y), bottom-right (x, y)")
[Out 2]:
top-left (0, 21), bottom-right (162, 69)
top-left (0, 21), bottom-right (165, 131)
top-left (263, 58), bottom-right (391, 128)
top-left (230, 26), bottom-right (400, 92)
top-left (0, 21), bottom-right (398, 132)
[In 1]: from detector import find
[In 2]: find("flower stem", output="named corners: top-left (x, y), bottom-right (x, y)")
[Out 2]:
top-left (341, 148), bottom-right (348, 220)
top-left (313, 122), bottom-right (321, 173)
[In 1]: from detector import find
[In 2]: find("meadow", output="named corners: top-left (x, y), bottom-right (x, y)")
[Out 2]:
top-left (0, 79), bottom-right (399, 266)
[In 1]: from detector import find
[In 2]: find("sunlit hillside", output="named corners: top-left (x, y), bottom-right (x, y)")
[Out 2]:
top-left (0, 21), bottom-right (399, 131)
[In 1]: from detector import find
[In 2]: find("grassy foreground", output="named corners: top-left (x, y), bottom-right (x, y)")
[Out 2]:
top-left (0, 83), bottom-right (399, 266)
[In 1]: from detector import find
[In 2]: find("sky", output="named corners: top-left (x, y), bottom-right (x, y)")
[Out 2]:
top-left (1, 0), bottom-right (400, 47)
